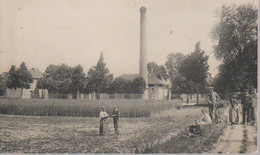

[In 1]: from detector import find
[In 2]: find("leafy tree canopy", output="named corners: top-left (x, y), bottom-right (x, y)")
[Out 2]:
top-left (132, 77), bottom-right (146, 94)
top-left (86, 52), bottom-right (113, 94)
top-left (0, 74), bottom-right (6, 95)
top-left (165, 53), bottom-right (185, 81)
top-left (179, 42), bottom-right (209, 94)
top-left (147, 62), bottom-right (168, 81)
top-left (6, 62), bottom-right (33, 89)
top-left (37, 64), bottom-right (86, 94)
top-left (211, 4), bottom-right (257, 94)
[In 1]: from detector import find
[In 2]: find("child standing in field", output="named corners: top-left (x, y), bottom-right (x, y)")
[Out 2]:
top-left (99, 106), bottom-right (109, 135)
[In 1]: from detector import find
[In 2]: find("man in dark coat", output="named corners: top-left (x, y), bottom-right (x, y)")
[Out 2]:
top-left (207, 86), bottom-right (220, 123)
top-left (112, 105), bottom-right (120, 134)
top-left (241, 89), bottom-right (253, 124)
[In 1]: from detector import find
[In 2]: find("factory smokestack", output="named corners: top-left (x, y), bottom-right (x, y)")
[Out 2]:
top-left (139, 6), bottom-right (148, 100)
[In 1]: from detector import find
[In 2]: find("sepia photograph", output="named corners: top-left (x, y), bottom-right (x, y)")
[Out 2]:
top-left (0, 0), bottom-right (258, 154)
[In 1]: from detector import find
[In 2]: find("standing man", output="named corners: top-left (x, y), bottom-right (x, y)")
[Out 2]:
top-left (207, 86), bottom-right (220, 123)
top-left (241, 89), bottom-right (253, 124)
top-left (99, 106), bottom-right (109, 135)
top-left (112, 105), bottom-right (120, 134)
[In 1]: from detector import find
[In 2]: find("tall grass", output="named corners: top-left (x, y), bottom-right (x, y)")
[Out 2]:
top-left (0, 99), bottom-right (181, 117)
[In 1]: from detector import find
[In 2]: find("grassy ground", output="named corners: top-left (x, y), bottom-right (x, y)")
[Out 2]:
top-left (0, 99), bottom-right (230, 153)
top-left (142, 120), bottom-right (227, 153)
top-left (137, 105), bottom-right (228, 153)
top-left (0, 107), bottom-right (206, 153)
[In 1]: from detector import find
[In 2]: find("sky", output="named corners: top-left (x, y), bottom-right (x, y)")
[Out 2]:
top-left (0, 0), bottom-right (257, 77)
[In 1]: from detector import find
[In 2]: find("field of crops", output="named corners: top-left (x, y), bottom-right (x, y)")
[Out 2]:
top-left (0, 99), bottom-right (181, 117)
top-left (0, 106), bottom-right (212, 153)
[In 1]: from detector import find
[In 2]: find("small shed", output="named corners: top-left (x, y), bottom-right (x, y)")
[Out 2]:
top-left (118, 74), bottom-right (171, 100)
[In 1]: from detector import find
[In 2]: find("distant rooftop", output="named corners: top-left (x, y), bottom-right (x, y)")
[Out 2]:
top-left (29, 68), bottom-right (43, 79)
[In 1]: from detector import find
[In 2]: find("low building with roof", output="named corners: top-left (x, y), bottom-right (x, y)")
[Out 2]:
top-left (118, 74), bottom-right (171, 100)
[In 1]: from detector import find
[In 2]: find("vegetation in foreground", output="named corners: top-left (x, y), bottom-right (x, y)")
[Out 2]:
top-left (141, 108), bottom-right (228, 153)
top-left (1, 106), bottom-right (226, 153)
top-left (0, 99), bottom-right (181, 117)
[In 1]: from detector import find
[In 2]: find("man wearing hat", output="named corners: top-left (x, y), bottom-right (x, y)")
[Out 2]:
top-left (207, 86), bottom-right (220, 123)
top-left (241, 89), bottom-right (253, 124)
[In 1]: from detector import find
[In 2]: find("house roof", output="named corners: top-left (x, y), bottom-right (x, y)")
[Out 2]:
top-left (118, 74), bottom-right (169, 86)
top-left (118, 74), bottom-right (139, 81)
top-left (29, 68), bottom-right (43, 79)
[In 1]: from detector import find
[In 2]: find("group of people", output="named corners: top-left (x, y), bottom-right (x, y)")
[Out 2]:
top-left (99, 87), bottom-right (257, 136)
top-left (99, 105), bottom-right (120, 135)
top-left (188, 86), bottom-right (257, 136)
top-left (229, 88), bottom-right (257, 125)
top-left (189, 87), bottom-right (221, 135)
top-left (206, 86), bottom-right (257, 125)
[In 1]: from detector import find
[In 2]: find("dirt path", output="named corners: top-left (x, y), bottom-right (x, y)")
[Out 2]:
top-left (208, 108), bottom-right (257, 154)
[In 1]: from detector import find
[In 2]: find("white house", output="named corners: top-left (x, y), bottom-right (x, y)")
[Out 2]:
top-left (6, 68), bottom-right (48, 99)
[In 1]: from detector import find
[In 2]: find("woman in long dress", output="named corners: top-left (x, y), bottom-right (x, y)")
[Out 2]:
top-left (99, 106), bottom-right (109, 135)
top-left (229, 93), bottom-right (239, 124)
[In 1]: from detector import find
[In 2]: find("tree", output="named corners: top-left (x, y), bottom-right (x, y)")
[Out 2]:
top-left (39, 64), bottom-right (72, 94)
top-left (179, 42), bottom-right (209, 104)
top-left (71, 65), bottom-right (87, 93)
top-left (147, 62), bottom-right (158, 75)
top-left (0, 74), bottom-right (6, 96)
top-left (16, 62), bottom-right (33, 89)
top-left (170, 73), bottom-right (194, 94)
top-left (158, 65), bottom-right (168, 81)
top-left (165, 53), bottom-right (185, 81)
top-left (213, 61), bottom-right (243, 98)
top-left (109, 77), bottom-right (129, 94)
top-left (6, 65), bottom-right (17, 89)
top-left (37, 64), bottom-right (86, 95)
top-left (131, 77), bottom-right (146, 94)
top-left (6, 62), bottom-right (33, 90)
top-left (211, 4), bottom-right (257, 97)
top-left (147, 62), bottom-right (168, 80)
top-left (86, 52), bottom-right (113, 95)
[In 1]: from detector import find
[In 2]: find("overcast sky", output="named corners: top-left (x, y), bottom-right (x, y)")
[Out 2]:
top-left (0, 0), bottom-right (257, 77)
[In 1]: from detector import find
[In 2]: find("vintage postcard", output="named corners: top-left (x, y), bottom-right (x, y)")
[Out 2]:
top-left (0, 0), bottom-right (258, 154)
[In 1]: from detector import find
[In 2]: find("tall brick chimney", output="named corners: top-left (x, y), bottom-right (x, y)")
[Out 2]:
top-left (139, 6), bottom-right (148, 100)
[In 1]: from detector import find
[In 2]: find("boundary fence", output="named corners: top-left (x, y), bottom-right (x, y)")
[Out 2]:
top-left (30, 93), bottom-right (143, 100)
